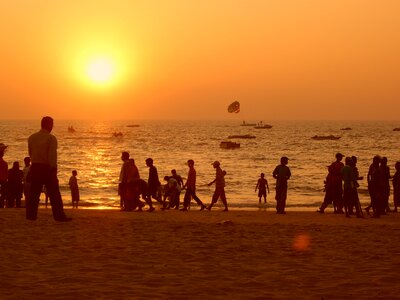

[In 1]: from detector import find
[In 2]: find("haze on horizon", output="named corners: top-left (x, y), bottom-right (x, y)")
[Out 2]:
top-left (0, 0), bottom-right (399, 121)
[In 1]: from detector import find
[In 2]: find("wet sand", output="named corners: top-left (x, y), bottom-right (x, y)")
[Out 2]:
top-left (1, 208), bottom-right (399, 299)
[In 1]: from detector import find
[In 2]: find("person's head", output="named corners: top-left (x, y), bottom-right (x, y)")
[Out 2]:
top-left (373, 155), bottom-right (381, 165)
top-left (280, 156), bottom-right (289, 165)
top-left (171, 169), bottom-right (177, 175)
top-left (381, 157), bottom-right (388, 166)
top-left (146, 158), bottom-right (153, 167)
top-left (121, 151), bottom-right (129, 161)
top-left (0, 143), bottom-right (7, 158)
top-left (24, 156), bottom-right (31, 166)
top-left (12, 161), bottom-right (19, 170)
top-left (164, 175), bottom-right (169, 181)
top-left (129, 158), bottom-right (135, 164)
top-left (395, 161), bottom-right (400, 171)
top-left (41, 116), bottom-right (54, 132)
top-left (351, 156), bottom-right (357, 165)
top-left (345, 157), bottom-right (353, 166)
top-left (212, 161), bottom-right (220, 168)
top-left (187, 159), bottom-right (194, 167)
top-left (335, 153), bottom-right (344, 161)
top-left (72, 170), bottom-right (78, 176)
top-left (260, 173), bottom-right (265, 178)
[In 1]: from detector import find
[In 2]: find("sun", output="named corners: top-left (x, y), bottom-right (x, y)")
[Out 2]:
top-left (86, 57), bottom-right (115, 85)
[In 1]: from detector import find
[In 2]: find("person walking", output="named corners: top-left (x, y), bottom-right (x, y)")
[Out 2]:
top-left (26, 116), bottom-right (71, 221)
top-left (272, 157), bottom-right (291, 214)
top-left (181, 159), bottom-right (206, 211)
top-left (206, 161), bottom-right (228, 211)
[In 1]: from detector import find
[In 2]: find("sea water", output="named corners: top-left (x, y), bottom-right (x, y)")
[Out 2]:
top-left (1, 120), bottom-right (399, 209)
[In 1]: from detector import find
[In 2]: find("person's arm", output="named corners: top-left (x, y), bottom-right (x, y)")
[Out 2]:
top-left (49, 135), bottom-right (58, 169)
top-left (255, 180), bottom-right (259, 192)
top-left (266, 179), bottom-right (270, 193)
top-left (208, 179), bottom-right (216, 186)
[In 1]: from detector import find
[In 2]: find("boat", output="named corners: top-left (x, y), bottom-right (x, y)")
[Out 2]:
top-left (228, 134), bottom-right (256, 139)
top-left (220, 141), bottom-right (240, 149)
top-left (393, 128), bottom-right (400, 131)
top-left (127, 125), bottom-right (140, 128)
top-left (254, 121), bottom-right (272, 129)
top-left (67, 126), bottom-right (76, 133)
top-left (240, 121), bottom-right (256, 126)
top-left (113, 132), bottom-right (123, 137)
top-left (340, 127), bottom-right (352, 131)
top-left (311, 135), bottom-right (341, 140)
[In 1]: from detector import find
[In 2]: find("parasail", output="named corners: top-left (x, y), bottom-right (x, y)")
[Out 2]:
top-left (227, 101), bottom-right (240, 113)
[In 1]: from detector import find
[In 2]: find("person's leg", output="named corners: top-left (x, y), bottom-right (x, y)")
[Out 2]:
top-left (191, 188), bottom-right (205, 209)
top-left (220, 189), bottom-right (228, 211)
top-left (46, 171), bottom-right (67, 221)
top-left (207, 190), bottom-right (220, 210)
top-left (26, 165), bottom-right (44, 220)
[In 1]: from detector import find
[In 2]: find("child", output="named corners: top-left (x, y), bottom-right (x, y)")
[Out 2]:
top-left (255, 173), bottom-right (270, 204)
top-left (69, 170), bottom-right (80, 208)
top-left (393, 162), bottom-right (400, 213)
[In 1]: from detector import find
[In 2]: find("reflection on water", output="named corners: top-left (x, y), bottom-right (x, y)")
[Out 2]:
top-left (1, 120), bottom-right (399, 209)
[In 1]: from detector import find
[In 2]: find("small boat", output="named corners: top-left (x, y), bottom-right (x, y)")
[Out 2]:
top-left (240, 121), bottom-right (256, 126)
top-left (67, 126), bottom-right (76, 133)
top-left (127, 125), bottom-right (140, 128)
top-left (254, 121), bottom-right (272, 129)
top-left (311, 135), bottom-right (341, 140)
top-left (220, 141), bottom-right (240, 149)
top-left (393, 128), bottom-right (400, 131)
top-left (228, 134), bottom-right (256, 139)
top-left (113, 132), bottom-right (123, 137)
top-left (340, 127), bottom-right (352, 131)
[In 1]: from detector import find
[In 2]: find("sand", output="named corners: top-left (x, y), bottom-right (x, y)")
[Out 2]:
top-left (1, 207), bottom-right (400, 299)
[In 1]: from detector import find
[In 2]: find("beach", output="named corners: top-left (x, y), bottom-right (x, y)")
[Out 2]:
top-left (1, 208), bottom-right (399, 299)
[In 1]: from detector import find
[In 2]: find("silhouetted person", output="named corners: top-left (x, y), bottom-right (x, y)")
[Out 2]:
top-left (7, 161), bottom-right (23, 208)
top-left (119, 152), bottom-right (141, 211)
top-left (146, 158), bottom-right (163, 207)
top-left (163, 175), bottom-right (180, 209)
top-left (207, 161), bottom-right (228, 211)
top-left (366, 155), bottom-right (382, 218)
top-left (348, 156), bottom-right (363, 216)
top-left (393, 161), bottom-right (400, 213)
top-left (318, 153), bottom-right (344, 213)
top-left (26, 116), bottom-right (71, 221)
top-left (341, 157), bottom-right (362, 218)
top-left (181, 159), bottom-right (206, 211)
top-left (69, 170), bottom-right (80, 208)
top-left (380, 157), bottom-right (391, 213)
top-left (0, 143), bottom-right (8, 208)
top-left (255, 173), bottom-right (270, 204)
top-left (22, 156), bottom-right (31, 207)
top-left (170, 169), bottom-right (183, 208)
top-left (273, 157), bottom-right (291, 214)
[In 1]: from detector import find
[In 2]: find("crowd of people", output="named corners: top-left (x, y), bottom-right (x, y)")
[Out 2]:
top-left (0, 116), bottom-right (399, 221)
top-left (318, 153), bottom-right (400, 218)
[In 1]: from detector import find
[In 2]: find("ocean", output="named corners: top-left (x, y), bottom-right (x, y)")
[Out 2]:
top-left (1, 120), bottom-right (399, 210)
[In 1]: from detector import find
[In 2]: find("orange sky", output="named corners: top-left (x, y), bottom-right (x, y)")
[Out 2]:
top-left (0, 0), bottom-right (399, 120)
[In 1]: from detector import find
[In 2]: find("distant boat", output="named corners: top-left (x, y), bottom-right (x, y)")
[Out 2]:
top-left (240, 121), bottom-right (256, 126)
top-left (311, 135), bottom-right (341, 140)
top-left (254, 121), bottom-right (272, 129)
top-left (67, 126), bottom-right (76, 133)
top-left (220, 141), bottom-right (240, 149)
top-left (340, 127), bottom-right (352, 131)
top-left (113, 132), bottom-right (123, 137)
top-left (393, 128), bottom-right (400, 131)
top-left (228, 134), bottom-right (256, 139)
top-left (127, 125), bottom-right (140, 128)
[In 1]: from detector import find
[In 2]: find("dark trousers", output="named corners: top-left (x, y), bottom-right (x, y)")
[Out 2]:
top-left (275, 185), bottom-right (287, 213)
top-left (183, 187), bottom-right (203, 209)
top-left (211, 187), bottom-right (227, 207)
top-left (0, 181), bottom-right (6, 208)
top-left (26, 164), bottom-right (66, 221)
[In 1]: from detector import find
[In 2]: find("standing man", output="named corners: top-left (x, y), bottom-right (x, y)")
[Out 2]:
top-left (146, 158), bottom-right (163, 207)
top-left (272, 156), bottom-right (291, 214)
top-left (0, 143), bottom-right (8, 208)
top-left (26, 116), bottom-right (71, 221)
top-left (181, 159), bottom-right (206, 211)
top-left (207, 161), bottom-right (228, 211)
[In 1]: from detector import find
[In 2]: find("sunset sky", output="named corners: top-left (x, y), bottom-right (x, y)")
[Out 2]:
top-left (0, 0), bottom-right (399, 120)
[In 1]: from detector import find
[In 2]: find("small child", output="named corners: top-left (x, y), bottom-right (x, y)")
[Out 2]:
top-left (69, 170), bottom-right (80, 208)
top-left (255, 173), bottom-right (270, 204)
top-left (393, 162), bottom-right (400, 213)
